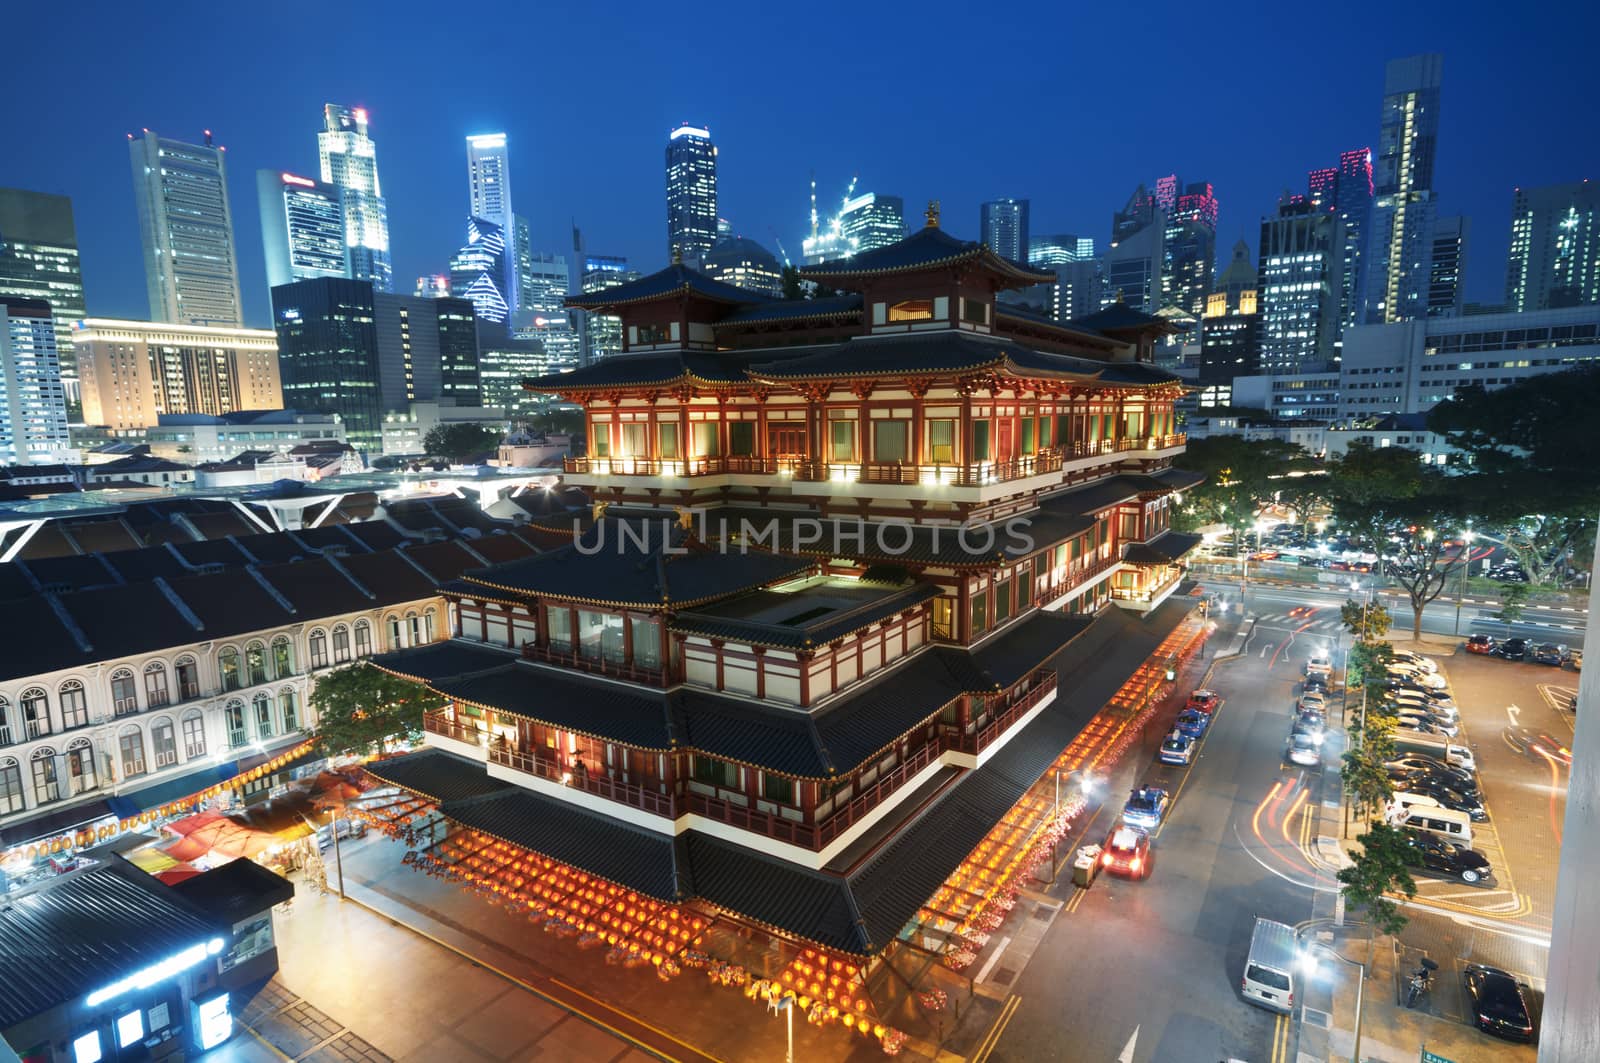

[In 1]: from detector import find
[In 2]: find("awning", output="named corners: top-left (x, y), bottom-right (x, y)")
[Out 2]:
top-left (0, 798), bottom-right (116, 848)
top-left (1122, 530), bottom-right (1203, 566)
top-left (106, 761), bottom-right (243, 820)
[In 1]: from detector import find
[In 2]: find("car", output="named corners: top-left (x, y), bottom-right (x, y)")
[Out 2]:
top-left (1305, 656), bottom-right (1333, 678)
top-left (1384, 755), bottom-right (1478, 792)
top-left (1099, 826), bottom-right (1153, 879)
top-left (1175, 709), bottom-right (1210, 739)
top-left (1463, 964), bottom-right (1536, 1042)
top-left (1386, 665), bottom-right (1448, 691)
top-left (1401, 830), bottom-right (1493, 884)
top-left (1291, 713), bottom-right (1326, 746)
top-left (1494, 637), bottom-right (1531, 660)
top-left (1285, 732), bottom-right (1322, 767)
top-left (1383, 678), bottom-right (1454, 704)
top-left (1532, 643), bottom-right (1571, 666)
top-left (1159, 730), bottom-right (1196, 765)
top-left (1393, 779), bottom-right (1486, 820)
top-left (1297, 691), bottom-right (1328, 715)
top-left (1387, 695), bottom-right (1459, 724)
top-left (1466, 634), bottom-right (1497, 655)
top-left (1389, 685), bottom-right (1457, 709)
top-left (1505, 727), bottom-right (1573, 765)
top-left (1122, 786), bottom-right (1171, 830)
top-left (1388, 766), bottom-right (1482, 804)
top-left (1302, 672), bottom-right (1331, 694)
top-left (1391, 651), bottom-right (1440, 674)
top-left (1186, 689), bottom-right (1221, 714)
top-left (1395, 713), bottom-right (1459, 738)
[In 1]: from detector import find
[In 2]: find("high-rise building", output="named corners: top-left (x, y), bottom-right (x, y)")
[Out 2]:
top-left (1364, 55), bottom-right (1443, 324)
top-left (699, 237), bottom-right (783, 298)
top-left (477, 323), bottom-right (554, 415)
top-left (1427, 215), bottom-right (1469, 317)
top-left (129, 130), bottom-right (244, 327)
top-left (0, 297), bottom-right (69, 464)
top-left (979, 199), bottom-right (1030, 262)
top-left (416, 275), bottom-right (451, 298)
top-left (513, 214), bottom-right (535, 324)
top-left (74, 319), bottom-right (282, 431)
top-left (318, 104), bottom-right (393, 293)
top-left (1028, 235), bottom-right (1094, 266)
top-left (257, 170), bottom-right (348, 290)
top-left (840, 194), bottom-right (906, 254)
top-left (270, 277), bottom-right (480, 450)
top-left (1308, 148), bottom-right (1376, 346)
top-left (450, 217), bottom-right (511, 325)
top-left (1113, 185), bottom-right (1157, 244)
top-left (1164, 181), bottom-right (1219, 316)
top-left (578, 256), bottom-right (640, 365)
top-left (0, 188), bottom-right (86, 404)
top-left (514, 252), bottom-right (580, 368)
top-left (1258, 199), bottom-right (1343, 374)
top-left (666, 125), bottom-right (718, 264)
top-left (466, 134), bottom-right (520, 312)
top-left (1505, 180), bottom-right (1600, 312)
top-left (1199, 241), bottom-right (1261, 400)
top-left (1104, 222), bottom-right (1163, 314)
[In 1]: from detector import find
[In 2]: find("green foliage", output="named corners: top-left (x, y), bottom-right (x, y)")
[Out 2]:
top-left (1346, 638), bottom-right (1395, 689)
top-left (526, 407), bottom-right (586, 438)
top-left (780, 264), bottom-right (805, 301)
top-left (423, 422), bottom-right (505, 463)
top-left (1494, 582), bottom-right (1531, 638)
top-left (308, 663), bottom-right (445, 758)
top-left (1340, 598), bottom-right (1393, 642)
top-left (1336, 821), bottom-right (1417, 936)
top-left (1172, 436), bottom-right (1310, 541)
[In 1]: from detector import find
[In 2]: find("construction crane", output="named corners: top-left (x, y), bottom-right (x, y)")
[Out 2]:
top-left (769, 227), bottom-right (793, 267)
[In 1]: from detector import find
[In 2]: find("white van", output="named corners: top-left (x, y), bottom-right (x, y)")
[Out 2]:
top-left (1393, 803), bottom-right (1474, 847)
top-left (1391, 732), bottom-right (1476, 774)
top-left (1241, 917), bottom-right (1298, 1013)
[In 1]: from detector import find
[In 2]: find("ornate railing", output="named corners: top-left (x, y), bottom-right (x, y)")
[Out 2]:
top-left (489, 745), bottom-right (678, 818)
top-left (521, 642), bottom-right (667, 686)
top-left (1037, 552), bottom-right (1119, 607)
top-left (423, 710), bottom-right (486, 746)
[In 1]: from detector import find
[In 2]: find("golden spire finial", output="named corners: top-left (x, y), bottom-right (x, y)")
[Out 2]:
top-left (924, 200), bottom-right (941, 229)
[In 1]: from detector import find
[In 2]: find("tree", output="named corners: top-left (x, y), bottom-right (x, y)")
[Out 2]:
top-left (1172, 436), bottom-right (1308, 545)
top-left (1340, 598), bottom-right (1393, 643)
top-left (780, 264), bottom-right (805, 301)
top-left (526, 407), bottom-right (586, 438)
top-left (1324, 440), bottom-right (1427, 554)
top-left (424, 422), bottom-right (504, 463)
top-left (1383, 513), bottom-right (1470, 641)
top-left (1336, 821), bottom-right (1417, 936)
top-left (1494, 582), bottom-right (1530, 639)
top-left (308, 663), bottom-right (445, 758)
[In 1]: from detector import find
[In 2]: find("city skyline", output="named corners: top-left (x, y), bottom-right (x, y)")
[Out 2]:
top-left (0, 4), bottom-right (1593, 330)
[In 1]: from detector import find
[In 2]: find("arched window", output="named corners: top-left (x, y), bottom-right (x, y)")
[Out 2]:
top-left (406, 610), bottom-right (423, 647)
top-left (272, 636), bottom-right (294, 679)
top-left (144, 661), bottom-right (170, 708)
top-left (0, 757), bottom-right (22, 813)
top-left (110, 669), bottom-right (138, 716)
top-left (331, 624), bottom-right (351, 663)
top-left (150, 718), bottom-right (177, 768)
top-left (354, 619), bottom-right (372, 657)
top-left (0, 696), bottom-right (10, 746)
top-left (182, 710), bottom-right (207, 758)
top-left (66, 737), bottom-right (97, 794)
top-left (219, 647), bottom-right (241, 692)
top-left (21, 687), bottom-right (51, 738)
top-left (31, 747), bottom-right (60, 804)
top-left (309, 628), bottom-right (329, 669)
top-left (225, 701), bottom-right (248, 748)
top-left (246, 642), bottom-right (268, 686)
top-left (175, 655), bottom-right (201, 701)
top-left (253, 693), bottom-right (274, 739)
top-left (387, 614), bottom-right (403, 650)
top-left (119, 727), bottom-right (147, 778)
top-left (278, 689), bottom-right (299, 733)
top-left (424, 607), bottom-right (439, 643)
top-left (58, 680), bottom-right (88, 729)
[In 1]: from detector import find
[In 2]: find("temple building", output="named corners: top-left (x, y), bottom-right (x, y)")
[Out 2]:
top-left (365, 210), bottom-right (1202, 960)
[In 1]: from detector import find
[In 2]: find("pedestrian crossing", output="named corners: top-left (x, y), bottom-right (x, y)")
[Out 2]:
top-left (1253, 612), bottom-right (1346, 635)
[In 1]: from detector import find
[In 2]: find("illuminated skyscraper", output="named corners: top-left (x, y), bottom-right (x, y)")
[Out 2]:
top-left (0, 188), bottom-right (86, 403)
top-left (979, 198), bottom-right (1030, 262)
top-left (666, 125), bottom-right (718, 263)
top-left (1164, 181), bottom-right (1218, 316)
top-left (579, 256), bottom-right (640, 364)
top-left (1506, 181), bottom-right (1600, 312)
top-left (129, 130), bottom-right (244, 327)
top-left (466, 133), bottom-right (522, 312)
top-left (318, 104), bottom-right (393, 293)
top-left (1364, 55), bottom-right (1443, 323)
top-left (1258, 199), bottom-right (1342, 374)
top-left (515, 252), bottom-right (580, 368)
top-left (1028, 235), bottom-right (1094, 266)
top-left (700, 237), bottom-right (783, 298)
top-left (257, 170), bottom-right (349, 289)
top-left (0, 297), bottom-right (69, 464)
top-left (1427, 215), bottom-right (1469, 318)
top-left (1307, 148), bottom-right (1375, 344)
top-left (449, 217), bottom-right (511, 326)
top-left (840, 194), bottom-right (906, 253)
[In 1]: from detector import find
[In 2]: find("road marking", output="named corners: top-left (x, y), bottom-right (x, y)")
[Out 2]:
top-left (1271, 1012), bottom-right (1289, 1063)
top-left (1506, 703), bottom-right (1521, 726)
top-left (1261, 643), bottom-right (1272, 658)
top-left (975, 936), bottom-right (1013, 983)
top-left (971, 993), bottom-right (1021, 1063)
top-left (1116, 1024), bottom-right (1139, 1063)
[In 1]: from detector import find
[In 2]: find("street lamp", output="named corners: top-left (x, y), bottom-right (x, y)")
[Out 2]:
top-left (1298, 941), bottom-right (1365, 1063)
top-left (1454, 525), bottom-right (1475, 636)
top-left (1047, 770), bottom-right (1096, 881)
top-left (772, 994), bottom-right (795, 1063)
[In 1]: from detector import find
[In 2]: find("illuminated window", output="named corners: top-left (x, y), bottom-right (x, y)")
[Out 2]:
top-left (657, 422), bottom-right (680, 459)
top-left (872, 420), bottom-right (908, 463)
top-left (829, 420), bottom-right (856, 462)
top-left (888, 300), bottom-right (934, 322)
top-left (926, 419), bottom-right (955, 463)
top-left (117, 1010), bottom-right (144, 1048)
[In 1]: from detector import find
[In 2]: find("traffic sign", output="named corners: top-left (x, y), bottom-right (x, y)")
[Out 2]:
top-left (1421, 1049), bottom-right (1456, 1063)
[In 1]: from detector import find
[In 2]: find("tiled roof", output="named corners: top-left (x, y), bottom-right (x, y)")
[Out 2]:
top-left (963, 612), bottom-right (1097, 690)
top-left (1070, 303), bottom-right (1179, 334)
top-left (715, 294), bottom-right (864, 325)
top-left (745, 331), bottom-right (1170, 386)
top-left (668, 582), bottom-right (937, 649)
top-left (1148, 466), bottom-right (1205, 491)
top-left (796, 227), bottom-right (1053, 286)
top-left (564, 263), bottom-right (769, 311)
top-left (521, 348), bottom-right (801, 392)
top-left (369, 639), bottom-right (517, 683)
top-left (0, 858), bottom-right (223, 1027)
top-left (171, 856), bottom-right (294, 926)
top-left (673, 694), bottom-right (832, 776)
top-left (1122, 529), bottom-right (1203, 565)
top-left (365, 748), bottom-right (518, 803)
top-left (439, 663), bottom-right (675, 750)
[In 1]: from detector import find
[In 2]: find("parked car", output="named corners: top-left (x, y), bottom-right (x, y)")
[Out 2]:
top-left (1386, 664), bottom-right (1448, 691)
top-left (1505, 727), bottom-right (1573, 766)
top-left (1463, 965), bottom-right (1536, 1042)
top-left (1297, 691), bottom-right (1328, 715)
top-left (1302, 672), bottom-right (1331, 694)
top-left (1393, 778), bottom-right (1485, 820)
top-left (1532, 643), bottom-right (1571, 666)
top-left (1466, 634), bottom-right (1497, 655)
top-left (1401, 830), bottom-right (1493, 884)
top-left (1159, 731), bottom-right (1197, 765)
top-left (1285, 733), bottom-right (1322, 767)
top-left (1291, 713), bottom-right (1326, 746)
top-left (1186, 689), bottom-right (1222, 714)
top-left (1175, 709), bottom-right (1210, 739)
top-left (1383, 678), bottom-right (1454, 704)
top-left (1100, 826), bottom-right (1153, 879)
top-left (1388, 694), bottom-right (1459, 723)
top-left (1305, 656), bottom-right (1333, 678)
top-left (1122, 786), bottom-right (1171, 831)
top-left (1384, 755), bottom-right (1478, 793)
top-left (1395, 712), bottom-right (1460, 738)
top-left (1391, 651), bottom-right (1440, 674)
top-left (1494, 637), bottom-right (1530, 661)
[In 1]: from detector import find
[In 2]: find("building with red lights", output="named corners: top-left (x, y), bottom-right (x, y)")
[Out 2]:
top-left (367, 212), bottom-right (1203, 958)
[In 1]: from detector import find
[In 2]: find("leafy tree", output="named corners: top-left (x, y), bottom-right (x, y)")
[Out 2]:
top-left (1172, 436), bottom-right (1308, 546)
top-left (1340, 598), bottom-right (1393, 643)
top-left (525, 407), bottom-right (586, 438)
top-left (308, 663), bottom-right (445, 758)
top-left (1383, 514), bottom-right (1470, 641)
top-left (1324, 441), bottom-right (1427, 554)
top-left (1336, 821), bottom-right (1417, 936)
top-left (1494, 582), bottom-right (1531, 639)
top-left (780, 264), bottom-right (805, 301)
top-left (423, 422), bottom-right (504, 463)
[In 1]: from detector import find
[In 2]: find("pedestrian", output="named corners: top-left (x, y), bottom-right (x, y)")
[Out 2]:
top-left (573, 755), bottom-right (588, 782)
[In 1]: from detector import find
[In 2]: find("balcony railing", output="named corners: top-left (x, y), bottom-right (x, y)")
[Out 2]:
top-left (1037, 551), bottom-right (1119, 607)
top-left (521, 642), bottom-right (667, 686)
top-left (423, 710), bottom-right (486, 746)
top-left (489, 745), bottom-right (678, 818)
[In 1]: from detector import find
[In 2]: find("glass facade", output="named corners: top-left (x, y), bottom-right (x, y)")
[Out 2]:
top-left (319, 104), bottom-right (393, 293)
top-left (666, 126), bottom-right (718, 263)
top-left (0, 298), bottom-right (69, 464)
top-left (0, 188), bottom-right (86, 401)
top-left (129, 131), bottom-right (244, 327)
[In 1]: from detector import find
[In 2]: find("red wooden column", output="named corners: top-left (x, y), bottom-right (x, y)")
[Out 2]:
top-left (798, 650), bottom-right (815, 706)
top-left (755, 391), bottom-right (770, 468)
top-left (959, 388), bottom-right (973, 468)
top-left (752, 647), bottom-right (766, 699)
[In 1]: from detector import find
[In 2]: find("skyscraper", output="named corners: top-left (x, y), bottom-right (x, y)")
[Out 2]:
top-left (0, 188), bottom-right (86, 404)
top-left (666, 125), bottom-right (718, 263)
top-left (699, 237), bottom-right (783, 298)
top-left (257, 171), bottom-right (349, 289)
top-left (1028, 235), bottom-right (1094, 266)
top-left (1113, 185), bottom-right (1157, 244)
top-left (579, 256), bottom-right (640, 364)
top-left (1427, 215), bottom-right (1469, 318)
top-left (1199, 241), bottom-right (1261, 399)
top-left (1105, 221), bottom-right (1163, 313)
top-left (515, 252), bottom-right (580, 368)
top-left (840, 194), bottom-right (906, 253)
top-left (318, 104), bottom-right (393, 293)
top-left (1506, 180), bottom-right (1600, 311)
top-left (1258, 199), bottom-right (1343, 374)
top-left (1164, 182), bottom-right (1219, 315)
top-left (449, 217), bottom-right (511, 325)
top-left (979, 199), bottom-right (1030, 262)
top-left (129, 130), bottom-right (244, 327)
top-left (1364, 54), bottom-right (1443, 323)
top-left (0, 297), bottom-right (69, 464)
top-left (466, 133), bottom-right (520, 312)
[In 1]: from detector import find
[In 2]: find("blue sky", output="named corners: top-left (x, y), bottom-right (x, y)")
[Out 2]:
top-left (3, 0), bottom-right (1595, 326)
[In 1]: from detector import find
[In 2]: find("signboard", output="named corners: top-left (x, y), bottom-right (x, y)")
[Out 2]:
top-left (1420, 1050), bottom-right (1456, 1063)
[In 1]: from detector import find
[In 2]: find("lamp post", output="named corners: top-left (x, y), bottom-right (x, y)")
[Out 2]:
top-left (1454, 526), bottom-right (1475, 636)
top-left (1299, 941), bottom-right (1366, 1063)
top-left (773, 994), bottom-right (794, 1063)
top-left (1047, 770), bottom-right (1095, 882)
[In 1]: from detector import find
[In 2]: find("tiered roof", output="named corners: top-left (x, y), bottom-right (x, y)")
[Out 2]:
top-left (795, 226), bottom-right (1054, 288)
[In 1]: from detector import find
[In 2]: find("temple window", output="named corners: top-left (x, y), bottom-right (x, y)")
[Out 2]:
top-left (871, 420), bottom-right (909, 463)
top-left (637, 323), bottom-right (670, 344)
top-left (692, 422), bottom-right (719, 456)
top-left (547, 608), bottom-right (573, 651)
top-left (728, 422), bottom-right (755, 456)
top-left (591, 423), bottom-right (611, 457)
top-left (620, 423), bottom-right (646, 456)
top-left (926, 419), bottom-right (956, 463)
top-left (829, 419), bottom-right (856, 462)
top-left (971, 420), bottom-right (991, 462)
top-left (960, 298), bottom-right (990, 325)
top-left (888, 299), bottom-right (934, 323)
top-left (658, 422), bottom-right (680, 459)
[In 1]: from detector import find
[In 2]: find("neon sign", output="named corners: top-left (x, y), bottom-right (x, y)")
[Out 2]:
top-left (84, 938), bottom-right (223, 1007)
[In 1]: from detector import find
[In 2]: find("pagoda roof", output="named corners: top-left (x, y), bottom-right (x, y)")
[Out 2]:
top-left (796, 226), bottom-right (1054, 287)
top-left (994, 304), bottom-right (1121, 348)
top-left (521, 347), bottom-right (810, 392)
top-left (1122, 529), bottom-right (1203, 565)
top-left (564, 263), bottom-right (769, 312)
top-left (1070, 302), bottom-right (1179, 335)
top-left (715, 293), bottom-right (864, 326)
top-left (747, 330), bottom-right (1175, 385)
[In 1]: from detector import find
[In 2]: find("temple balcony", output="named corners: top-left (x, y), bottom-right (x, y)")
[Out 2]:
top-left (1110, 567), bottom-right (1185, 614)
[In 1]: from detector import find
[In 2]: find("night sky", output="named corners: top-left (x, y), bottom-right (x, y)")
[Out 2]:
top-left (4, 1), bottom-right (1595, 328)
